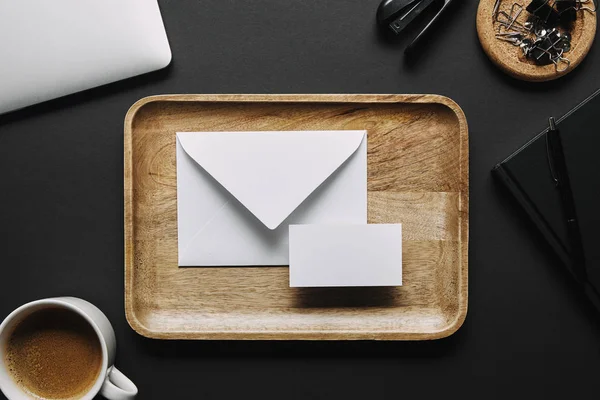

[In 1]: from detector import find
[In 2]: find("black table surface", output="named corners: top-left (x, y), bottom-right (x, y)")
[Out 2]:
top-left (2, 1), bottom-right (600, 398)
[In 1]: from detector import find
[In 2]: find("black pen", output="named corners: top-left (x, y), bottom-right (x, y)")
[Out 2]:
top-left (547, 117), bottom-right (586, 284)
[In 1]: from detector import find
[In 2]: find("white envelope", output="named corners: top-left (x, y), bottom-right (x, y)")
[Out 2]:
top-left (176, 130), bottom-right (367, 266)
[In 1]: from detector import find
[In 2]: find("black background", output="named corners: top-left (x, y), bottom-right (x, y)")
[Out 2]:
top-left (2, 0), bottom-right (600, 398)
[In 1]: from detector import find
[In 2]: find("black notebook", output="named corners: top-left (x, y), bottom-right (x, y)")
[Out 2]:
top-left (493, 89), bottom-right (600, 309)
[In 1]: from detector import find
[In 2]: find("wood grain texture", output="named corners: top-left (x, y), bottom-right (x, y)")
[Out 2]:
top-left (477, 0), bottom-right (596, 82)
top-left (124, 94), bottom-right (469, 340)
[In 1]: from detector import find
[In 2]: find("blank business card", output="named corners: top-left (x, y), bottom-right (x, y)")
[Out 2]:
top-left (289, 224), bottom-right (402, 287)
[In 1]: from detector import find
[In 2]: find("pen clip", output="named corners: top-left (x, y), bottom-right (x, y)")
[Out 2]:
top-left (545, 116), bottom-right (560, 187)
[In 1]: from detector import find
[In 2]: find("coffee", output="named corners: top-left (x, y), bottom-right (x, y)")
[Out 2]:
top-left (4, 308), bottom-right (103, 400)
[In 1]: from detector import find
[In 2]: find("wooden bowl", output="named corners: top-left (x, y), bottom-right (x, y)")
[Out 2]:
top-left (477, 0), bottom-right (597, 82)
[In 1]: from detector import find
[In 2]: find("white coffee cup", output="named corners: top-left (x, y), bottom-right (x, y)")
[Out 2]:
top-left (0, 297), bottom-right (137, 400)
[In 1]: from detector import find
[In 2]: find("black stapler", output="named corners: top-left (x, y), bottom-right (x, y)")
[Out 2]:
top-left (376, 0), bottom-right (454, 53)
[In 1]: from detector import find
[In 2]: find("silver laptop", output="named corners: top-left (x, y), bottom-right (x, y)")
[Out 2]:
top-left (0, 0), bottom-right (172, 114)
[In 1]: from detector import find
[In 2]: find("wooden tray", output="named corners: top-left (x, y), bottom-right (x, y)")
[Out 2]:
top-left (124, 94), bottom-right (469, 340)
top-left (477, 0), bottom-right (597, 82)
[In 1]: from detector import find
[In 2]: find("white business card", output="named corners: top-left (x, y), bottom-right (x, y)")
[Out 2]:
top-left (289, 224), bottom-right (402, 287)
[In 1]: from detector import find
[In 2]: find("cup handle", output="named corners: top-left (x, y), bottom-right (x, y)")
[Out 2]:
top-left (100, 367), bottom-right (138, 400)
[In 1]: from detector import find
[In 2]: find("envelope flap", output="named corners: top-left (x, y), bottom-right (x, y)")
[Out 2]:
top-left (177, 130), bottom-right (366, 230)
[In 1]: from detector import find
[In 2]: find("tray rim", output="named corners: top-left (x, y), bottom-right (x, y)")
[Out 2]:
top-left (124, 94), bottom-right (469, 340)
